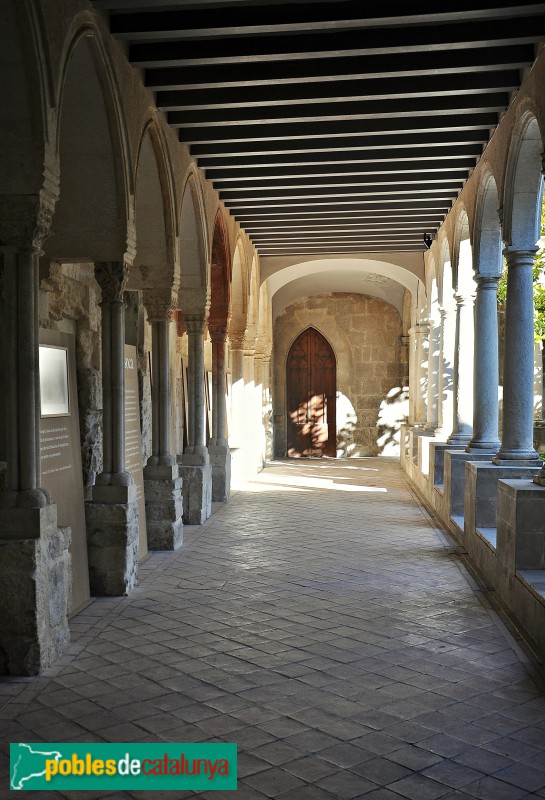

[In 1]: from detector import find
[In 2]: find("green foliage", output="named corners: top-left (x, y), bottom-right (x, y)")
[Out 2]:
top-left (497, 196), bottom-right (545, 342)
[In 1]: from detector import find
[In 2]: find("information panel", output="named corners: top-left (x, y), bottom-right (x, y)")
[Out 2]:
top-left (124, 345), bottom-right (148, 561)
top-left (39, 330), bottom-right (90, 614)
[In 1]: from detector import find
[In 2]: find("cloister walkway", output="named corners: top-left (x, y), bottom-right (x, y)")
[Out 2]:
top-left (2, 458), bottom-right (545, 800)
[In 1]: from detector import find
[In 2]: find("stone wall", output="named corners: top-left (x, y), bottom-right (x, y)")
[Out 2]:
top-left (273, 293), bottom-right (408, 458)
top-left (39, 262), bottom-right (102, 499)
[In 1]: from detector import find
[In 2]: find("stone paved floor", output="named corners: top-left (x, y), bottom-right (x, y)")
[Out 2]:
top-left (2, 458), bottom-right (545, 799)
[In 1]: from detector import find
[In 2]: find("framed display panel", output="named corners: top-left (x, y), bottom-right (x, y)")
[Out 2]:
top-left (39, 330), bottom-right (90, 614)
top-left (39, 345), bottom-right (70, 417)
top-left (205, 370), bottom-right (213, 442)
top-left (124, 345), bottom-right (148, 562)
top-left (181, 357), bottom-right (189, 450)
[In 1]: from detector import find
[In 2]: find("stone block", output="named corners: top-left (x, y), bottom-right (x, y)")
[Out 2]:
top-left (429, 442), bottom-right (457, 487)
top-left (209, 445), bottom-right (231, 503)
top-left (0, 505), bottom-right (58, 540)
top-left (144, 474), bottom-right (184, 551)
top-left (85, 500), bottom-right (139, 596)
top-left (497, 480), bottom-right (545, 572)
top-left (465, 462), bottom-right (541, 531)
top-left (0, 508), bottom-right (70, 675)
top-left (445, 450), bottom-right (494, 519)
top-left (180, 463), bottom-right (212, 525)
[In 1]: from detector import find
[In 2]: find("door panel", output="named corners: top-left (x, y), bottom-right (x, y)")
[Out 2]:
top-left (287, 328), bottom-right (336, 457)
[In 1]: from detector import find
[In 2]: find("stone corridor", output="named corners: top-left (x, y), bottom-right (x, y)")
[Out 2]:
top-left (2, 458), bottom-right (545, 800)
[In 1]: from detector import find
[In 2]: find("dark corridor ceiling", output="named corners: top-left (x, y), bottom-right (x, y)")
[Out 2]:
top-left (93, 0), bottom-right (545, 256)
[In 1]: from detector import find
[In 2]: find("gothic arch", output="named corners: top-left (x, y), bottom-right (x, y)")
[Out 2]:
top-left (132, 119), bottom-right (177, 289)
top-left (474, 169), bottom-right (502, 277)
top-left (452, 207), bottom-right (473, 294)
top-left (503, 111), bottom-right (544, 250)
top-left (209, 210), bottom-right (231, 329)
top-left (229, 238), bottom-right (248, 341)
top-left (178, 170), bottom-right (209, 313)
top-left (46, 27), bottom-right (132, 262)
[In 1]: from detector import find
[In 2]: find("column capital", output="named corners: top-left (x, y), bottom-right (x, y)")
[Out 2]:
top-left (503, 247), bottom-right (538, 266)
top-left (474, 273), bottom-right (501, 287)
top-left (413, 323), bottom-right (430, 336)
top-left (229, 331), bottom-right (246, 350)
top-left (209, 323), bottom-right (228, 343)
top-left (143, 288), bottom-right (176, 322)
top-left (401, 335), bottom-right (410, 348)
top-left (94, 261), bottom-right (129, 304)
top-left (183, 312), bottom-right (206, 335)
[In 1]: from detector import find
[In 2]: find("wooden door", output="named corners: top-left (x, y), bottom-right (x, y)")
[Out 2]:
top-left (286, 327), bottom-right (336, 457)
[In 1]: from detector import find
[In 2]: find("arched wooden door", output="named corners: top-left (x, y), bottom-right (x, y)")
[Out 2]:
top-left (286, 327), bottom-right (336, 457)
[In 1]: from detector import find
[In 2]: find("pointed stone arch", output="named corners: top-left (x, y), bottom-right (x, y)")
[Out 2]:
top-left (132, 118), bottom-right (177, 289)
top-left (209, 209), bottom-right (231, 329)
top-left (503, 111), bottom-right (544, 250)
top-left (474, 169), bottom-right (502, 277)
top-left (229, 237), bottom-right (248, 343)
top-left (178, 170), bottom-right (209, 314)
top-left (46, 27), bottom-right (132, 263)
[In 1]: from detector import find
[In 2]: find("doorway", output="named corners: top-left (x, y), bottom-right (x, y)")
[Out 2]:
top-left (286, 327), bottom-right (336, 457)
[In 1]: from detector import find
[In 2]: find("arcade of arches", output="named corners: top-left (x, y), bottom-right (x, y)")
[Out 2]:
top-left (1, 0), bottom-right (545, 711)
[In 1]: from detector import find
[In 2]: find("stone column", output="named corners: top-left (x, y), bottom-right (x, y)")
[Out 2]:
top-left (243, 341), bottom-right (259, 479)
top-left (86, 262), bottom-right (139, 596)
top-left (180, 312), bottom-right (212, 523)
top-left (400, 335), bottom-right (410, 392)
top-left (494, 249), bottom-right (542, 466)
top-left (467, 275), bottom-right (501, 451)
top-left (0, 240), bottom-right (70, 675)
top-left (143, 290), bottom-right (183, 550)
top-left (425, 318), bottom-right (440, 433)
top-left (261, 353), bottom-right (273, 462)
top-left (229, 333), bottom-right (245, 449)
top-left (436, 305), bottom-right (455, 439)
top-left (413, 321), bottom-right (430, 427)
top-left (447, 292), bottom-right (474, 445)
top-left (208, 324), bottom-right (231, 502)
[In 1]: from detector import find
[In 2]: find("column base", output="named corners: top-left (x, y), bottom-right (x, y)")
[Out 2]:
top-left (208, 445), bottom-right (231, 502)
top-left (492, 448), bottom-right (542, 466)
top-left (466, 440), bottom-right (501, 452)
top-left (0, 505), bottom-right (71, 675)
top-left (86, 488), bottom-right (139, 596)
top-left (144, 465), bottom-right (183, 550)
top-left (447, 434), bottom-right (472, 446)
top-left (180, 461), bottom-right (212, 524)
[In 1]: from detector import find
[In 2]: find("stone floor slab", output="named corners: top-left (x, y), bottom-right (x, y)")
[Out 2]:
top-left (2, 458), bottom-right (545, 799)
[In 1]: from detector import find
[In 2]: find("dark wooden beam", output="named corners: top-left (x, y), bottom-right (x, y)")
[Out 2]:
top-left (205, 157), bottom-right (477, 181)
top-left (129, 18), bottom-right (545, 66)
top-left (178, 113), bottom-right (499, 143)
top-left (111, 2), bottom-right (545, 40)
top-left (145, 44), bottom-right (534, 89)
top-left (193, 137), bottom-right (486, 163)
top-left (156, 71), bottom-right (519, 110)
